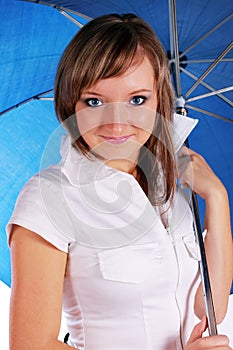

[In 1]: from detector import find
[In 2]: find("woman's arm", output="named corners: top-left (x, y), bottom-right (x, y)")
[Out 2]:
top-left (178, 147), bottom-right (233, 323)
top-left (194, 184), bottom-right (233, 323)
top-left (9, 225), bottom-right (75, 349)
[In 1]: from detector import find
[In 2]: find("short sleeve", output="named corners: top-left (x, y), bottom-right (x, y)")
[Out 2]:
top-left (6, 174), bottom-right (75, 252)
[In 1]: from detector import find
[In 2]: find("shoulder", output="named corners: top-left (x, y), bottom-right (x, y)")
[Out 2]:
top-left (6, 164), bottom-right (75, 252)
top-left (18, 162), bottom-right (74, 205)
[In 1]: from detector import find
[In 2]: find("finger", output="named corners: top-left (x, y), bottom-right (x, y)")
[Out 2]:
top-left (186, 316), bottom-right (207, 345)
top-left (199, 334), bottom-right (230, 347)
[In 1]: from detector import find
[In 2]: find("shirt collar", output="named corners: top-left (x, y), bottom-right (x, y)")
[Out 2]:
top-left (173, 113), bottom-right (198, 153)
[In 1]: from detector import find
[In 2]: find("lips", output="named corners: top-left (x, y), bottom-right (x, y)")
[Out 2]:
top-left (101, 135), bottom-right (133, 144)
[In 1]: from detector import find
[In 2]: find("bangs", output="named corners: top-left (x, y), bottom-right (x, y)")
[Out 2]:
top-left (97, 30), bottom-right (145, 79)
top-left (76, 26), bottom-right (146, 94)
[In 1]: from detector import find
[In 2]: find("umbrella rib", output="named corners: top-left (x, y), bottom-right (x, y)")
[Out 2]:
top-left (186, 86), bottom-right (233, 103)
top-left (180, 67), bottom-right (233, 107)
top-left (24, 0), bottom-right (54, 5)
top-left (168, 0), bottom-right (182, 97)
top-left (24, 0), bottom-right (92, 24)
top-left (56, 8), bottom-right (85, 28)
top-left (168, 0), bottom-right (174, 61)
top-left (38, 97), bottom-right (54, 101)
top-left (0, 90), bottom-right (54, 117)
top-left (54, 8), bottom-right (92, 21)
top-left (185, 42), bottom-right (233, 98)
top-left (180, 13), bottom-right (233, 58)
top-left (182, 59), bottom-right (233, 64)
top-left (186, 104), bottom-right (233, 123)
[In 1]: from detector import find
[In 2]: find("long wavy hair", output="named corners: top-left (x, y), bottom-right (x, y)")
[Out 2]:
top-left (54, 13), bottom-right (176, 206)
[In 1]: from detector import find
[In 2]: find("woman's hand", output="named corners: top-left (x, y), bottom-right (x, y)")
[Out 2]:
top-left (185, 317), bottom-right (232, 350)
top-left (177, 146), bottom-right (224, 200)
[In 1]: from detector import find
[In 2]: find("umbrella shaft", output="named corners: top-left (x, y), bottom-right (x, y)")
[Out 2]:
top-left (177, 105), bottom-right (217, 335)
top-left (190, 191), bottom-right (218, 336)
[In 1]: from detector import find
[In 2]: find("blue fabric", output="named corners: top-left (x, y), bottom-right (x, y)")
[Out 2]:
top-left (0, 0), bottom-right (87, 286)
top-left (0, 0), bottom-right (232, 292)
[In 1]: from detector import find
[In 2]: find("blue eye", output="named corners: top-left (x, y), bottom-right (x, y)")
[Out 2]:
top-left (85, 98), bottom-right (103, 107)
top-left (130, 96), bottom-right (147, 105)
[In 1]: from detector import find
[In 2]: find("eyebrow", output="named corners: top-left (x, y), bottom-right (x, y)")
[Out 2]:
top-left (81, 89), bottom-right (153, 96)
top-left (128, 89), bottom-right (153, 95)
top-left (81, 91), bottom-right (102, 96)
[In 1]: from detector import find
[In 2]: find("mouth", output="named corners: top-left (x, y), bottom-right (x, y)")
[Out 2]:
top-left (101, 135), bottom-right (134, 144)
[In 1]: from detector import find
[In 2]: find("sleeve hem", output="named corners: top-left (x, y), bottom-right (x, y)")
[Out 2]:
top-left (6, 218), bottom-right (69, 253)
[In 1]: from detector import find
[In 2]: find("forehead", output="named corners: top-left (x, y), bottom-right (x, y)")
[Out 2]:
top-left (82, 56), bottom-right (155, 95)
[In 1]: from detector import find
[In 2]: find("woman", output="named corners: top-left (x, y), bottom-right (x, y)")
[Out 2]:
top-left (7, 14), bottom-right (232, 349)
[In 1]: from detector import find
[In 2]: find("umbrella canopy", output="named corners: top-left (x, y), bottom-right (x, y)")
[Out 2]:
top-left (0, 0), bottom-right (232, 287)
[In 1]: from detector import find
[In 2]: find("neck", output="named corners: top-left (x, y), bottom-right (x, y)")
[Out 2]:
top-left (106, 157), bottom-right (148, 196)
top-left (106, 159), bottom-right (138, 177)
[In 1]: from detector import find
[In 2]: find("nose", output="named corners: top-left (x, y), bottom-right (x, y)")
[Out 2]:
top-left (104, 122), bottom-right (125, 134)
top-left (106, 102), bottom-right (128, 123)
top-left (103, 103), bottom-right (129, 132)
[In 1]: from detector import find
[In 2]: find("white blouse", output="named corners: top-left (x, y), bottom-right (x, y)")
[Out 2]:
top-left (7, 114), bottom-right (200, 350)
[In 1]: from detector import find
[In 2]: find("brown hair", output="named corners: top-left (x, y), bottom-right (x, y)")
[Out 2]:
top-left (54, 13), bottom-right (176, 205)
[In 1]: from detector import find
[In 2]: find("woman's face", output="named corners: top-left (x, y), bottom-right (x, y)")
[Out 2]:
top-left (75, 56), bottom-right (157, 171)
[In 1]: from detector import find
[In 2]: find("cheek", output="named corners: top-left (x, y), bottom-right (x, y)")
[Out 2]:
top-left (76, 108), bottom-right (95, 137)
top-left (129, 108), bottom-right (156, 135)
top-left (75, 109), bottom-right (98, 146)
top-left (137, 128), bottom-right (153, 145)
top-left (75, 101), bottom-right (102, 136)
top-left (80, 131), bottom-right (97, 151)
top-left (128, 94), bottom-right (157, 133)
top-left (79, 127), bottom-right (98, 142)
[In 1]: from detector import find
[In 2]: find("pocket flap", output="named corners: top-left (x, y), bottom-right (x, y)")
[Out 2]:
top-left (98, 243), bottom-right (162, 284)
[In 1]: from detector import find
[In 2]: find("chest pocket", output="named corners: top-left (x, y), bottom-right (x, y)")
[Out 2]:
top-left (98, 242), bottom-right (162, 284)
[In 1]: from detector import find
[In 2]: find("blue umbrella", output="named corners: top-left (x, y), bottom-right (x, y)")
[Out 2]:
top-left (0, 0), bottom-right (232, 294)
